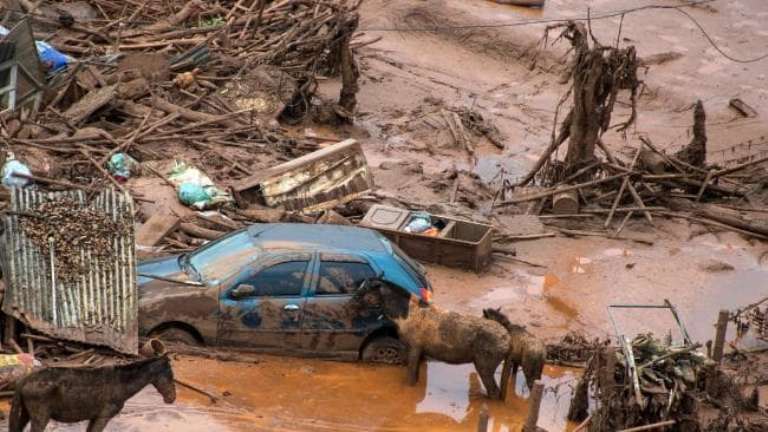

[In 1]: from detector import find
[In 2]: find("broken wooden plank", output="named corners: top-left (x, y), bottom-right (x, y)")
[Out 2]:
top-left (63, 85), bottom-right (117, 124)
top-left (137, 213), bottom-right (181, 247)
top-left (180, 223), bottom-right (225, 241)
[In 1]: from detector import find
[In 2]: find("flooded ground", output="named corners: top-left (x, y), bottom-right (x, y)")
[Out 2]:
top-left (28, 357), bottom-right (577, 432)
top-left (4, 0), bottom-right (768, 430)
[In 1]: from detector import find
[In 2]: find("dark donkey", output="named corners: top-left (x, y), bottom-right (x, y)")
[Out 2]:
top-left (9, 355), bottom-right (176, 432)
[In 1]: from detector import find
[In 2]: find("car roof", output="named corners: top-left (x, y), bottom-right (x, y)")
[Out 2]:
top-left (247, 223), bottom-right (388, 254)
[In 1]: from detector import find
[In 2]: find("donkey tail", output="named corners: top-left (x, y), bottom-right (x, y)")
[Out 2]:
top-left (482, 307), bottom-right (526, 334)
top-left (8, 389), bottom-right (28, 432)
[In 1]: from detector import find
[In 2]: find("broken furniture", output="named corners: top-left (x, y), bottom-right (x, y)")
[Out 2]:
top-left (0, 19), bottom-right (45, 114)
top-left (231, 139), bottom-right (373, 213)
top-left (360, 204), bottom-right (493, 272)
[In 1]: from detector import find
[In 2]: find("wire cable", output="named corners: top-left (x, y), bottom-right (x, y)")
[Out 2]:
top-left (359, 0), bottom-right (768, 64)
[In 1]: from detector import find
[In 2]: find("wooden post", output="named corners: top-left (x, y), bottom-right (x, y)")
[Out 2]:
top-left (523, 380), bottom-right (545, 432)
top-left (477, 404), bottom-right (489, 432)
top-left (600, 347), bottom-right (616, 399)
top-left (3, 315), bottom-right (16, 347)
top-left (712, 310), bottom-right (729, 363)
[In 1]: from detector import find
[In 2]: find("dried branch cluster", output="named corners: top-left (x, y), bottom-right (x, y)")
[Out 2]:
top-left (1, 0), bottom-right (362, 191)
top-left (19, 199), bottom-right (129, 281)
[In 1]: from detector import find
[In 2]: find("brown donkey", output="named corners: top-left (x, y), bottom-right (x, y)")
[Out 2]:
top-left (9, 355), bottom-right (176, 432)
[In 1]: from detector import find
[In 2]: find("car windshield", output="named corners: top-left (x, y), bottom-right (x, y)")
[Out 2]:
top-left (185, 230), bottom-right (258, 281)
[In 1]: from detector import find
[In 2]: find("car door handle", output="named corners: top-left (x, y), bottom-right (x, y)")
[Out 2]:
top-left (284, 304), bottom-right (300, 311)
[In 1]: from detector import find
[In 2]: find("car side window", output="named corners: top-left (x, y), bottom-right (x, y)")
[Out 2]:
top-left (316, 261), bottom-right (376, 295)
top-left (233, 260), bottom-right (308, 298)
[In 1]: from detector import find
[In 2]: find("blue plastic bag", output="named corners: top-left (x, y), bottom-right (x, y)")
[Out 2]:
top-left (0, 25), bottom-right (72, 72)
top-left (178, 182), bottom-right (213, 207)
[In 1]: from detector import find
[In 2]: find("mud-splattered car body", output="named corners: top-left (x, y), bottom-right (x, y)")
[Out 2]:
top-left (138, 224), bottom-right (431, 360)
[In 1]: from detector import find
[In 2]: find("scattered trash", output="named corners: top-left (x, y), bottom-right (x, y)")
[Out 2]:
top-left (168, 162), bottom-right (233, 210)
top-left (0, 24), bottom-right (72, 72)
top-left (0, 353), bottom-right (42, 387)
top-left (403, 211), bottom-right (432, 233)
top-left (1, 156), bottom-right (31, 188)
top-left (107, 153), bottom-right (140, 182)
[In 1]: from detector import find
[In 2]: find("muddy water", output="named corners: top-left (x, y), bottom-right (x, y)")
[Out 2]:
top-left (24, 357), bottom-right (577, 432)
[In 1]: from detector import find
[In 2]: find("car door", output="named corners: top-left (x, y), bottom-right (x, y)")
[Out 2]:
top-left (301, 253), bottom-right (383, 354)
top-left (217, 253), bottom-right (312, 350)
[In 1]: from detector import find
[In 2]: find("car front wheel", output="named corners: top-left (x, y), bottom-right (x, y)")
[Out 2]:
top-left (361, 336), bottom-right (406, 365)
top-left (149, 327), bottom-right (201, 346)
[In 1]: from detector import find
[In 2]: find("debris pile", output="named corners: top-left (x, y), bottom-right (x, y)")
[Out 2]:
top-left (545, 331), bottom-right (602, 367)
top-left (1, 0), bottom-right (362, 192)
top-left (567, 333), bottom-right (765, 431)
top-left (19, 198), bottom-right (130, 280)
top-left (494, 22), bottom-right (768, 244)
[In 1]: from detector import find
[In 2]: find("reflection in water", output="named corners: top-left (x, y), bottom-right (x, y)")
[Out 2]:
top-left (39, 356), bottom-right (577, 432)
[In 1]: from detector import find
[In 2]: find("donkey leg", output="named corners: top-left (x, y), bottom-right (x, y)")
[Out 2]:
top-left (474, 358), bottom-right (502, 400)
top-left (406, 346), bottom-right (423, 386)
top-left (29, 416), bottom-right (50, 432)
top-left (87, 417), bottom-right (113, 432)
top-left (499, 354), bottom-right (513, 402)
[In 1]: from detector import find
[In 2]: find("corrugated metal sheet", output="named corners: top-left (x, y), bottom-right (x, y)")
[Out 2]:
top-left (1, 188), bottom-right (137, 354)
top-left (231, 139), bottom-right (373, 213)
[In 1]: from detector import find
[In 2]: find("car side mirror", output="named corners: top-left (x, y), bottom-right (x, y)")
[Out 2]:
top-left (231, 284), bottom-right (256, 299)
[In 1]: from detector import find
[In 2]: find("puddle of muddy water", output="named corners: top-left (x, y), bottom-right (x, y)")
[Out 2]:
top-left (48, 356), bottom-right (576, 432)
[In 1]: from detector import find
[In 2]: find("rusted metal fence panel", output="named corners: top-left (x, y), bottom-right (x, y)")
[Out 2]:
top-left (1, 188), bottom-right (137, 354)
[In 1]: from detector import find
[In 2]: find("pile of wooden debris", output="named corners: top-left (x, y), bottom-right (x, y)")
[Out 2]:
top-left (567, 333), bottom-right (766, 431)
top-left (0, 0), bottom-right (363, 195)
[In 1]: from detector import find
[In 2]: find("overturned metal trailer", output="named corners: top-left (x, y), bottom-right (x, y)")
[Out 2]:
top-left (0, 188), bottom-right (137, 354)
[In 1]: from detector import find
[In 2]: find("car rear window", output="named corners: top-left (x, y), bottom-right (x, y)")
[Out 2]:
top-left (189, 231), bottom-right (258, 281)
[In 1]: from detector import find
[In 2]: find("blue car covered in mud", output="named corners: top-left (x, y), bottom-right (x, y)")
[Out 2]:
top-left (137, 223), bottom-right (432, 363)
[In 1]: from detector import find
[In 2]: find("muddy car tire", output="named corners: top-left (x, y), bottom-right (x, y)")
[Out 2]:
top-left (361, 337), bottom-right (406, 365)
top-left (150, 327), bottom-right (201, 346)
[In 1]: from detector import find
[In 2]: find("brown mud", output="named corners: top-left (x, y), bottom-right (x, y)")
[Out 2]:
top-left (16, 356), bottom-right (577, 432)
top-left (6, 0), bottom-right (768, 430)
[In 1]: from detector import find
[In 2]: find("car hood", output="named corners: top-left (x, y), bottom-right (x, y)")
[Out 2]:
top-left (137, 255), bottom-right (185, 287)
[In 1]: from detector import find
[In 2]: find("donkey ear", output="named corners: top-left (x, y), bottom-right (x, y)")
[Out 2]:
top-left (140, 338), bottom-right (168, 358)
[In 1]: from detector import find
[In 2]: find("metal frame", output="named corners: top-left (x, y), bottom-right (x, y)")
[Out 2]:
top-left (606, 299), bottom-right (693, 408)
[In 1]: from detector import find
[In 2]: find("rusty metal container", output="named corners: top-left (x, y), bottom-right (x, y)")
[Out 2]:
top-left (361, 204), bottom-right (493, 272)
top-left (230, 139), bottom-right (373, 213)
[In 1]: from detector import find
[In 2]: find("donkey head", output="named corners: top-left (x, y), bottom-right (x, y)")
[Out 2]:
top-left (151, 355), bottom-right (177, 404)
top-left (356, 279), bottom-right (414, 321)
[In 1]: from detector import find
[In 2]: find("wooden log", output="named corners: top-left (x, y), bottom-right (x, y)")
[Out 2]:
top-left (712, 309), bottom-right (729, 363)
top-left (63, 85), bottom-right (117, 124)
top-left (617, 420), bottom-right (676, 432)
top-left (499, 173), bottom-right (628, 206)
top-left (152, 97), bottom-right (242, 129)
top-left (137, 214), bottom-right (181, 247)
top-left (600, 347), bottom-right (617, 399)
top-left (180, 223), bottom-right (225, 241)
top-left (552, 189), bottom-right (579, 215)
top-left (729, 98), bottom-right (757, 118)
top-left (523, 380), bottom-right (545, 432)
